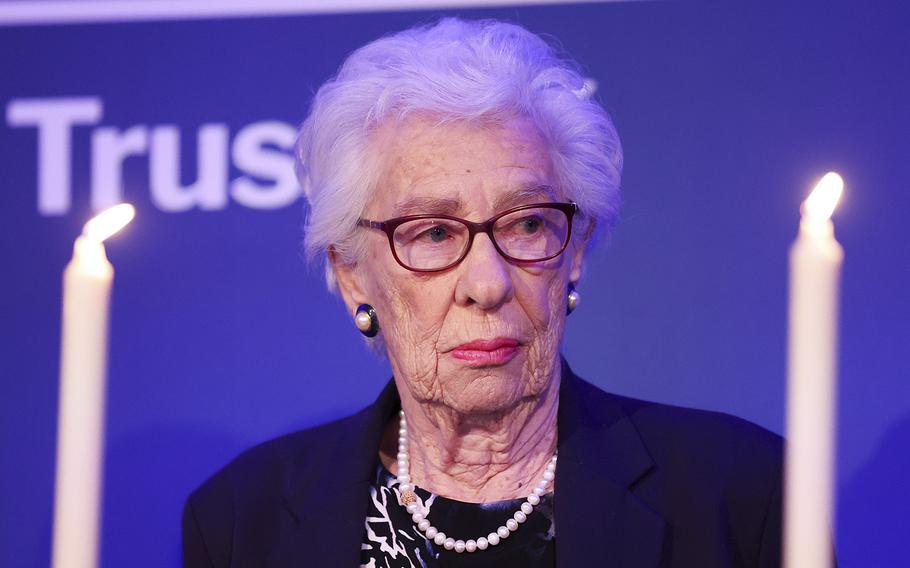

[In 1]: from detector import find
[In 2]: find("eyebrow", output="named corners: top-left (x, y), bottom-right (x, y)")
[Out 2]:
top-left (394, 195), bottom-right (462, 217)
top-left (493, 184), bottom-right (558, 211)
top-left (393, 184), bottom-right (557, 218)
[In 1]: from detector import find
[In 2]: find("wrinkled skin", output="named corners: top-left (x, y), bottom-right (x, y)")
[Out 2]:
top-left (333, 114), bottom-right (586, 501)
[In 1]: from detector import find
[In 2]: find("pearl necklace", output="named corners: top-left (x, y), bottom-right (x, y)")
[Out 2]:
top-left (395, 410), bottom-right (557, 554)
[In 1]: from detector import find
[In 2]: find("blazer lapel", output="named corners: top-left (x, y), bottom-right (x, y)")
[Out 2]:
top-left (266, 381), bottom-right (400, 568)
top-left (555, 362), bottom-right (668, 568)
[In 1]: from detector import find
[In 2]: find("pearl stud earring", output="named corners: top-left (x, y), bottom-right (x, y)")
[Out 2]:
top-left (567, 284), bottom-right (580, 315)
top-left (354, 304), bottom-right (379, 337)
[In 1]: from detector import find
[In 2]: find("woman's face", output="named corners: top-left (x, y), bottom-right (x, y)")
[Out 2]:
top-left (335, 114), bottom-right (585, 415)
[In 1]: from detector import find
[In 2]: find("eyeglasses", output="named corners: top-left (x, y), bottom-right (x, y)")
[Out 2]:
top-left (358, 202), bottom-right (578, 273)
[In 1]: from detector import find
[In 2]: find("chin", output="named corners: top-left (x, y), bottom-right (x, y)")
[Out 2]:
top-left (437, 362), bottom-right (535, 416)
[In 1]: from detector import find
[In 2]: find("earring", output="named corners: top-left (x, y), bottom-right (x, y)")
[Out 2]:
top-left (567, 284), bottom-right (580, 315)
top-left (354, 304), bottom-right (379, 337)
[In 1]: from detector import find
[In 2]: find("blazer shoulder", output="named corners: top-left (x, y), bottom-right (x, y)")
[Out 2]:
top-left (188, 405), bottom-right (372, 508)
top-left (568, 375), bottom-right (782, 484)
top-left (182, 404), bottom-right (375, 565)
top-left (569, 375), bottom-right (782, 464)
top-left (602, 385), bottom-right (784, 543)
top-left (612, 391), bottom-right (783, 473)
top-left (617, 393), bottom-right (785, 565)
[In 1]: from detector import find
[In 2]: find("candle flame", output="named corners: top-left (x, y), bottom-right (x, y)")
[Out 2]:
top-left (82, 203), bottom-right (135, 242)
top-left (802, 172), bottom-right (843, 222)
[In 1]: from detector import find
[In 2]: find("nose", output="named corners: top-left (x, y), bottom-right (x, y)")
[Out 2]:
top-left (453, 232), bottom-right (514, 310)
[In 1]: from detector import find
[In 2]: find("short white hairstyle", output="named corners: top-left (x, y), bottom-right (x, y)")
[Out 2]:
top-left (296, 17), bottom-right (623, 290)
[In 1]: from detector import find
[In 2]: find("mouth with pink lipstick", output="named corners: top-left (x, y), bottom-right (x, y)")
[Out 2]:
top-left (449, 337), bottom-right (521, 366)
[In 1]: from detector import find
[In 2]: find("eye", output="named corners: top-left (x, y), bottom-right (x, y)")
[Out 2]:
top-left (423, 224), bottom-right (450, 243)
top-left (397, 220), bottom-right (460, 245)
top-left (517, 215), bottom-right (542, 234)
top-left (501, 214), bottom-right (544, 236)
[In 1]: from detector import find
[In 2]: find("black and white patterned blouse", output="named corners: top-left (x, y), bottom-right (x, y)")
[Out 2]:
top-left (360, 463), bottom-right (556, 567)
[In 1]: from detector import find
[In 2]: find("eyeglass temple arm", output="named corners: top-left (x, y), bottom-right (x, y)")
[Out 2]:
top-left (358, 219), bottom-right (386, 230)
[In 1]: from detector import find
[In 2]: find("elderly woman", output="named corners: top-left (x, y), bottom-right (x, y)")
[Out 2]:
top-left (183, 18), bottom-right (782, 568)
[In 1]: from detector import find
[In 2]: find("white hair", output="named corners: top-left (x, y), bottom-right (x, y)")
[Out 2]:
top-left (296, 17), bottom-right (623, 290)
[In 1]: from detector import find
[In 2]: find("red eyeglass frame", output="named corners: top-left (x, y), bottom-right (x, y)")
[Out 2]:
top-left (357, 202), bottom-right (578, 273)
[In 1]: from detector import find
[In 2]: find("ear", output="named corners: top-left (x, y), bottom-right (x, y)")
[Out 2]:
top-left (330, 249), bottom-right (371, 316)
top-left (569, 243), bottom-right (584, 283)
top-left (568, 221), bottom-right (593, 283)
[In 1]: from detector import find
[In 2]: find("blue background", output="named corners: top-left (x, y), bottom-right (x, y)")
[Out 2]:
top-left (2, 2), bottom-right (908, 566)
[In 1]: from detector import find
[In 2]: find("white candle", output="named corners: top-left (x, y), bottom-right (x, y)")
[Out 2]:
top-left (784, 173), bottom-right (843, 568)
top-left (52, 204), bottom-right (134, 568)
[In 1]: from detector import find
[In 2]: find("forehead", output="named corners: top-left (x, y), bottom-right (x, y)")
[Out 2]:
top-left (368, 113), bottom-right (555, 217)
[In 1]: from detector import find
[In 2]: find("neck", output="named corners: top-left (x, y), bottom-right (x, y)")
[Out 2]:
top-left (381, 371), bottom-right (560, 502)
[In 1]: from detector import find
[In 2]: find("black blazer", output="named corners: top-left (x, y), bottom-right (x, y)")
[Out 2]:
top-left (183, 362), bottom-right (784, 567)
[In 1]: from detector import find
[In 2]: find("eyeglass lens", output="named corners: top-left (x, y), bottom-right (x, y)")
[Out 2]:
top-left (391, 206), bottom-right (570, 271)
